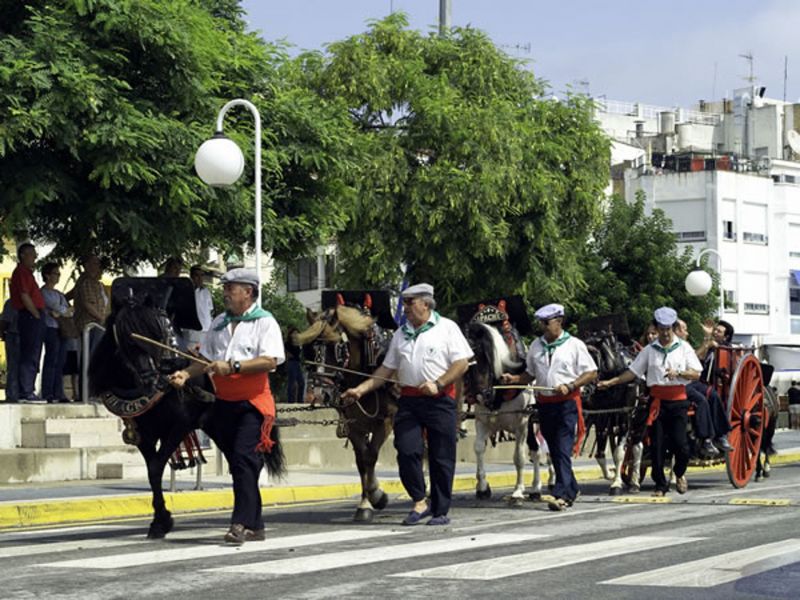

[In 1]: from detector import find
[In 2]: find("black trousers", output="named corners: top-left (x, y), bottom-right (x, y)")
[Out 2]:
top-left (538, 400), bottom-right (580, 502)
top-left (393, 395), bottom-right (457, 517)
top-left (687, 381), bottom-right (730, 439)
top-left (205, 400), bottom-right (265, 530)
top-left (650, 399), bottom-right (690, 492)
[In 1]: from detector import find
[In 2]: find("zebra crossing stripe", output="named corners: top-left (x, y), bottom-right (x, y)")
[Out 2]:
top-left (393, 535), bottom-right (703, 580)
top-left (601, 538), bottom-right (800, 587)
top-left (207, 533), bottom-right (546, 576)
top-left (37, 529), bottom-right (406, 570)
top-left (0, 528), bottom-right (224, 558)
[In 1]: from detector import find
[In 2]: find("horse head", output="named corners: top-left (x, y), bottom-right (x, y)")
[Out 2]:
top-left (464, 321), bottom-right (525, 411)
top-left (292, 299), bottom-right (389, 407)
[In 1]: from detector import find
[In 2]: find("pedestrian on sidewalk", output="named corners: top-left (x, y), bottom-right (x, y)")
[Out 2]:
top-left (168, 268), bottom-right (285, 545)
top-left (0, 299), bottom-right (20, 403)
top-left (285, 327), bottom-right (305, 403)
top-left (500, 303), bottom-right (597, 512)
top-left (599, 307), bottom-right (702, 497)
top-left (39, 263), bottom-right (70, 403)
top-left (11, 243), bottom-right (46, 403)
top-left (342, 283), bottom-right (473, 527)
top-left (184, 265), bottom-right (214, 352)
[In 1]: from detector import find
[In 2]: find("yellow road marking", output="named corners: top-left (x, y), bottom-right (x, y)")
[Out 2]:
top-left (729, 498), bottom-right (791, 507)
top-left (612, 496), bottom-right (672, 504)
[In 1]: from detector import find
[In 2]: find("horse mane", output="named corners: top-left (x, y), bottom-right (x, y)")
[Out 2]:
top-left (470, 322), bottom-right (523, 378)
top-left (292, 319), bottom-right (328, 346)
top-left (113, 302), bottom-right (167, 365)
top-left (335, 305), bottom-right (374, 338)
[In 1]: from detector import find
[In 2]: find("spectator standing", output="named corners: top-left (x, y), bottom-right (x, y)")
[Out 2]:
top-left (0, 299), bottom-right (20, 403)
top-left (73, 254), bottom-right (109, 399)
top-left (788, 381), bottom-right (800, 430)
top-left (10, 243), bottom-right (46, 403)
top-left (185, 265), bottom-right (214, 351)
top-left (285, 327), bottom-right (305, 403)
top-left (40, 263), bottom-right (71, 403)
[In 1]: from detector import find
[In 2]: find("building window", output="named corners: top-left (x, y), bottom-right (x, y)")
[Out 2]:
top-left (722, 220), bottom-right (736, 241)
top-left (287, 257), bottom-right (319, 292)
top-left (787, 175), bottom-right (797, 184)
top-left (724, 290), bottom-right (738, 312)
top-left (743, 303), bottom-right (769, 314)
top-left (772, 175), bottom-right (782, 183)
top-left (791, 288), bottom-right (800, 316)
top-left (742, 232), bottom-right (768, 244)
top-left (675, 231), bottom-right (706, 242)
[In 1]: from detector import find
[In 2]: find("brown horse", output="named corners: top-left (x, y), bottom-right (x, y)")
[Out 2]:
top-left (292, 296), bottom-right (398, 522)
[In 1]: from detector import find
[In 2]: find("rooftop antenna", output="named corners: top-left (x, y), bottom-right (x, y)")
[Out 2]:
top-left (739, 51), bottom-right (756, 84)
top-left (711, 61), bottom-right (718, 100)
top-left (784, 55), bottom-right (789, 103)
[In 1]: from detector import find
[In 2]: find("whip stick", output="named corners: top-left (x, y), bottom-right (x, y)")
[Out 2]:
top-left (493, 384), bottom-right (557, 392)
top-left (304, 360), bottom-right (401, 385)
top-left (130, 333), bottom-right (210, 367)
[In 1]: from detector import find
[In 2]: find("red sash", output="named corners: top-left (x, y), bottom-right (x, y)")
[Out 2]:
top-left (646, 384), bottom-right (687, 426)
top-left (400, 383), bottom-right (456, 398)
top-left (212, 372), bottom-right (276, 453)
top-left (537, 389), bottom-right (584, 457)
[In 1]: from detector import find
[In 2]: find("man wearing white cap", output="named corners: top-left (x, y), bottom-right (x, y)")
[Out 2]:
top-left (598, 307), bottom-right (701, 496)
top-left (169, 268), bottom-right (285, 544)
top-left (342, 283), bottom-right (473, 526)
top-left (501, 303), bottom-right (597, 511)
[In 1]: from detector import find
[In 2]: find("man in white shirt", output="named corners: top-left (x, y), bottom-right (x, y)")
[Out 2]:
top-left (500, 303), bottom-right (597, 511)
top-left (184, 265), bottom-right (214, 350)
top-left (342, 283), bottom-right (472, 526)
top-left (169, 268), bottom-right (285, 544)
top-left (599, 307), bottom-right (702, 496)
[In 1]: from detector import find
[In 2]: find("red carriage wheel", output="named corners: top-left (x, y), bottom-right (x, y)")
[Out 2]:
top-left (725, 354), bottom-right (765, 488)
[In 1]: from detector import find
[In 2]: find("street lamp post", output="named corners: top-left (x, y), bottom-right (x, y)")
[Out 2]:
top-left (194, 99), bottom-right (263, 296)
top-left (685, 248), bottom-right (724, 317)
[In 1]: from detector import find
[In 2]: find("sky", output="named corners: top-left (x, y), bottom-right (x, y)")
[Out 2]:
top-left (239, 0), bottom-right (800, 109)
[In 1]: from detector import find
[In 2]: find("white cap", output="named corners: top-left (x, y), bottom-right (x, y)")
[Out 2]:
top-left (401, 283), bottom-right (434, 299)
top-left (534, 303), bottom-right (564, 321)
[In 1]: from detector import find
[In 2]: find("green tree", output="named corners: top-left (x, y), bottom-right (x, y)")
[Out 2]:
top-left (295, 14), bottom-right (610, 308)
top-left (572, 192), bottom-right (718, 338)
top-left (0, 0), bottom-right (357, 268)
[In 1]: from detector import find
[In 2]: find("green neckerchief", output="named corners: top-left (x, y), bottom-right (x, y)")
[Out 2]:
top-left (541, 331), bottom-right (571, 358)
top-left (402, 311), bottom-right (440, 341)
top-left (213, 304), bottom-right (273, 331)
top-left (651, 339), bottom-right (681, 365)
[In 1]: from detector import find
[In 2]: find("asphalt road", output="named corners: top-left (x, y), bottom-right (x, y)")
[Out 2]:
top-left (3, 464), bottom-right (800, 600)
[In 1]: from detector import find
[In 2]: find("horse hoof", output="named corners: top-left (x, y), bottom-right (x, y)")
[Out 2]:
top-left (528, 491), bottom-right (542, 501)
top-left (369, 490), bottom-right (389, 511)
top-left (147, 514), bottom-right (174, 539)
top-left (476, 485), bottom-right (492, 500)
top-left (353, 508), bottom-right (374, 523)
top-left (763, 470), bottom-right (771, 478)
top-left (609, 487), bottom-right (622, 496)
top-left (508, 496), bottom-right (525, 507)
top-left (628, 486), bottom-right (640, 495)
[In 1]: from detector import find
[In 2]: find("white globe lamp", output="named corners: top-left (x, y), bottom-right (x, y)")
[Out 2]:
top-left (194, 133), bottom-right (245, 186)
top-left (685, 268), bottom-right (713, 296)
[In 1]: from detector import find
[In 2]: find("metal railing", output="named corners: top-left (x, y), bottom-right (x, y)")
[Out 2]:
top-left (80, 322), bottom-right (105, 403)
top-left (595, 99), bottom-right (722, 126)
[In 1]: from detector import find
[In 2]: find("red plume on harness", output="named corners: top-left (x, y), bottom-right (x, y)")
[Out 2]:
top-left (363, 293), bottom-right (372, 310)
top-left (336, 293), bottom-right (345, 306)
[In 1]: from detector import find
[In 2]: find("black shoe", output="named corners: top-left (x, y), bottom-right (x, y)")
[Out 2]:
top-left (701, 439), bottom-right (720, 458)
top-left (715, 436), bottom-right (733, 452)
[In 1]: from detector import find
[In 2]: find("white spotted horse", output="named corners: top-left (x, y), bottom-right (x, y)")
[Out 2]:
top-left (579, 314), bottom-right (645, 495)
top-left (89, 278), bottom-right (285, 538)
top-left (459, 297), bottom-right (550, 504)
top-left (292, 290), bottom-right (398, 522)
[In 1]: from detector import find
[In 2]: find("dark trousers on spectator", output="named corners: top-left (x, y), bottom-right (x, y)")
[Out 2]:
top-left (17, 311), bottom-right (45, 399)
top-left (4, 332), bottom-right (20, 402)
top-left (538, 400), bottom-right (580, 502)
top-left (650, 399), bottom-right (691, 492)
top-left (205, 400), bottom-right (265, 530)
top-left (41, 327), bottom-right (67, 401)
top-left (687, 381), bottom-right (730, 438)
top-left (394, 395), bottom-right (457, 517)
top-left (286, 359), bottom-right (305, 403)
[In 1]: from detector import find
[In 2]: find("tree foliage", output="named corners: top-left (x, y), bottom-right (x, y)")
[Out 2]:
top-left (295, 14), bottom-right (611, 308)
top-left (0, 0), bottom-right (357, 269)
top-left (571, 192), bottom-right (718, 338)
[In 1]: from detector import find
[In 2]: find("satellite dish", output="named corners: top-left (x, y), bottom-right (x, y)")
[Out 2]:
top-left (788, 130), bottom-right (800, 156)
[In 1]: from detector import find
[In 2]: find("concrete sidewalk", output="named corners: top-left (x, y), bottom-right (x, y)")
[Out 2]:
top-left (2, 430), bottom-right (800, 530)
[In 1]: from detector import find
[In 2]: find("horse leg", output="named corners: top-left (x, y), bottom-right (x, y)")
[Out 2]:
top-left (474, 418), bottom-right (491, 499)
top-left (365, 418), bottom-right (392, 512)
top-left (351, 433), bottom-right (375, 523)
top-left (628, 442), bottom-right (643, 493)
top-left (595, 429), bottom-right (614, 481)
top-left (138, 438), bottom-right (175, 539)
top-left (509, 419), bottom-right (528, 504)
top-left (609, 435), bottom-right (625, 496)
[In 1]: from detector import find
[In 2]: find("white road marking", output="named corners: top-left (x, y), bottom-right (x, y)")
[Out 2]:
top-left (0, 528), bottom-right (226, 558)
top-left (38, 529), bottom-right (406, 569)
top-left (207, 533), bottom-right (546, 576)
top-left (0, 525), bottom-right (132, 540)
top-left (394, 535), bottom-right (703, 580)
top-left (601, 538), bottom-right (800, 587)
top-left (453, 503), bottom-right (646, 533)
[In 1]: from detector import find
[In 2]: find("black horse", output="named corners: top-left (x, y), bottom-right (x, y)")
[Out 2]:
top-left (89, 295), bottom-right (285, 538)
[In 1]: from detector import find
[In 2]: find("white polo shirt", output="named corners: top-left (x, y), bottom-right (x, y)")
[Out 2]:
top-left (628, 338), bottom-right (702, 387)
top-left (194, 286), bottom-right (214, 332)
top-left (201, 303), bottom-right (285, 368)
top-left (382, 312), bottom-right (473, 387)
top-left (526, 333), bottom-right (597, 395)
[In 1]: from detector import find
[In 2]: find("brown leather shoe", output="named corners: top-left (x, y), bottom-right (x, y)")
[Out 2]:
top-left (224, 524), bottom-right (247, 545)
top-left (245, 528), bottom-right (266, 542)
top-left (676, 476), bottom-right (688, 494)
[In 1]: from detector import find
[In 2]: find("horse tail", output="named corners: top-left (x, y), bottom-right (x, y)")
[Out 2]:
top-left (261, 424), bottom-right (287, 478)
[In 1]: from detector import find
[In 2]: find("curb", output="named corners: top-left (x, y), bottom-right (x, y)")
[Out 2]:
top-left (2, 452), bottom-right (800, 529)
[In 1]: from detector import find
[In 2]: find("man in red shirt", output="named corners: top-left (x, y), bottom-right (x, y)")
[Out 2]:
top-left (10, 243), bottom-right (46, 403)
